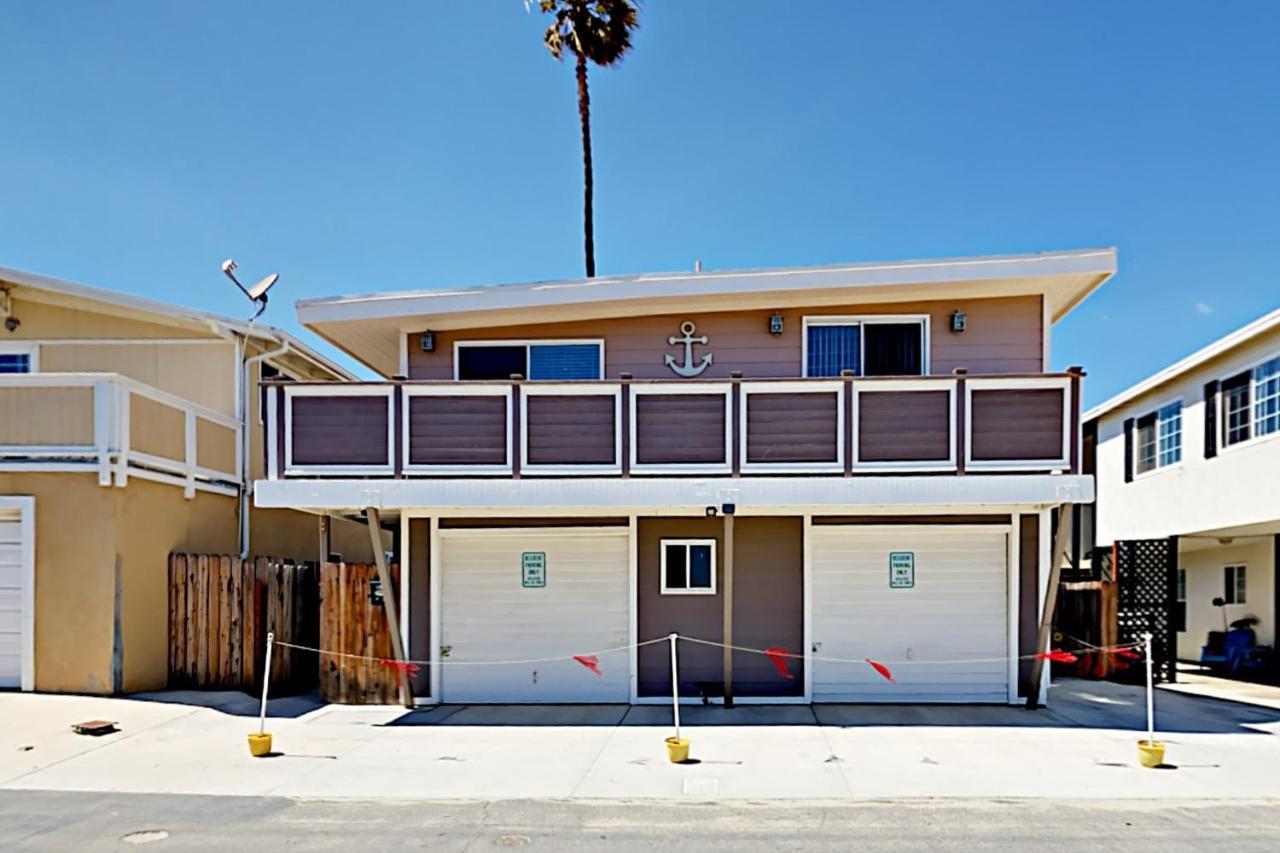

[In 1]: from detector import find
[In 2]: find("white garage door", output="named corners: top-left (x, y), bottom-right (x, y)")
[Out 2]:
top-left (812, 525), bottom-right (1009, 703)
top-left (0, 503), bottom-right (33, 690)
top-left (441, 528), bottom-right (630, 703)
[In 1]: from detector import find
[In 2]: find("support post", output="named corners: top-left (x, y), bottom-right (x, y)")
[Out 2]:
top-left (318, 515), bottom-right (331, 565)
top-left (722, 510), bottom-right (735, 708)
top-left (1142, 631), bottom-right (1155, 745)
top-left (258, 631), bottom-right (274, 735)
top-left (669, 633), bottom-right (681, 741)
top-left (365, 507), bottom-right (412, 708)
top-left (1025, 503), bottom-right (1074, 709)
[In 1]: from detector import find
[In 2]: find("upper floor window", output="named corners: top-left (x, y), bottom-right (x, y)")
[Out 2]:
top-left (1221, 355), bottom-right (1280, 448)
top-left (1135, 400), bottom-right (1181, 475)
top-left (455, 341), bottom-right (603, 381)
top-left (803, 316), bottom-right (927, 377)
top-left (0, 344), bottom-right (36, 374)
top-left (1223, 564), bottom-right (1247, 604)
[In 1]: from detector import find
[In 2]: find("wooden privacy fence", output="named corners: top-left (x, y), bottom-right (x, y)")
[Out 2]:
top-left (1054, 579), bottom-right (1120, 679)
top-left (319, 561), bottom-right (404, 705)
top-left (167, 554), bottom-right (319, 693)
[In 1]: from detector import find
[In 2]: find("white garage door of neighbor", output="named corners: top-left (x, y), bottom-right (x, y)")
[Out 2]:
top-left (441, 529), bottom-right (630, 703)
top-left (0, 505), bottom-right (33, 690)
top-left (812, 526), bottom-right (1010, 703)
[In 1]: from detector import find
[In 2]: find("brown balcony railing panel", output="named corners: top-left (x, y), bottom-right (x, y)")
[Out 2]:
top-left (634, 393), bottom-right (727, 465)
top-left (970, 388), bottom-right (1065, 462)
top-left (858, 389), bottom-right (951, 462)
top-left (525, 394), bottom-right (616, 466)
top-left (745, 391), bottom-right (839, 465)
top-left (291, 396), bottom-right (389, 467)
top-left (408, 394), bottom-right (507, 467)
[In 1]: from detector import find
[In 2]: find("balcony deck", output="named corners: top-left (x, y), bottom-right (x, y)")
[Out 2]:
top-left (262, 372), bottom-right (1082, 482)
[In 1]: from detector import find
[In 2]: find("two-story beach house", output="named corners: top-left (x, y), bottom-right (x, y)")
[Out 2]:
top-left (1087, 305), bottom-right (1280, 666)
top-left (255, 248), bottom-right (1115, 706)
top-left (1, 266), bottom-right (376, 695)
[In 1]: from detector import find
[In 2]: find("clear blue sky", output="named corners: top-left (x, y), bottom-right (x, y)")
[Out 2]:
top-left (3, 1), bottom-right (1278, 403)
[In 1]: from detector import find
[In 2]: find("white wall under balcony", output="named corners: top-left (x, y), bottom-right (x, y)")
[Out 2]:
top-left (1093, 326), bottom-right (1280, 544)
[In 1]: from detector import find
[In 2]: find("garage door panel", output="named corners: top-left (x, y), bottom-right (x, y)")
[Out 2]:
top-left (0, 510), bottom-right (27, 689)
top-left (442, 531), bottom-right (629, 703)
top-left (813, 527), bottom-right (1009, 703)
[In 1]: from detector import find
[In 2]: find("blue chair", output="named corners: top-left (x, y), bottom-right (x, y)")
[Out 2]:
top-left (1200, 628), bottom-right (1260, 674)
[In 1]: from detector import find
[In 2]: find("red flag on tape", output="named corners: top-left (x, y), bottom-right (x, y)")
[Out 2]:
top-left (865, 658), bottom-right (895, 683)
top-left (382, 659), bottom-right (421, 678)
top-left (574, 655), bottom-right (603, 677)
top-left (764, 646), bottom-right (795, 680)
top-left (1036, 649), bottom-right (1078, 664)
top-left (1112, 648), bottom-right (1142, 661)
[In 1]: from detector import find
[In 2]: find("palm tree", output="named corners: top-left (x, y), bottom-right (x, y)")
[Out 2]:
top-left (537, 0), bottom-right (640, 278)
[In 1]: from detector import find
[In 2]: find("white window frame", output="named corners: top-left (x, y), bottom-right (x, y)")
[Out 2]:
top-left (629, 383), bottom-right (733, 475)
top-left (660, 538), bottom-right (717, 595)
top-left (1224, 564), bottom-right (1247, 605)
top-left (849, 378), bottom-right (958, 472)
top-left (1133, 397), bottom-right (1183, 478)
top-left (402, 385), bottom-right (513, 476)
top-left (0, 342), bottom-right (38, 373)
top-left (801, 315), bottom-right (931, 378)
top-left (452, 339), bottom-right (605, 381)
top-left (740, 381), bottom-right (846, 474)
top-left (283, 385), bottom-right (395, 476)
top-left (1217, 351), bottom-right (1280, 454)
top-left (520, 383), bottom-right (622, 476)
top-left (963, 376), bottom-right (1072, 471)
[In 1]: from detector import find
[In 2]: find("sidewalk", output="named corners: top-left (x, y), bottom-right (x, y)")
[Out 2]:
top-left (1162, 668), bottom-right (1280, 712)
top-left (3, 679), bottom-right (1279, 801)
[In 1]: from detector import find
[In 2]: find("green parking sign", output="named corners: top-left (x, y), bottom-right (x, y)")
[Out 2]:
top-left (889, 552), bottom-right (915, 589)
top-left (522, 552), bottom-right (546, 588)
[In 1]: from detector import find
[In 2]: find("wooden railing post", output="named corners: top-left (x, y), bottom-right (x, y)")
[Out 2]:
top-left (510, 375), bottom-right (523, 479)
top-left (619, 373), bottom-right (632, 478)
top-left (1067, 366), bottom-right (1085, 475)
top-left (953, 368), bottom-right (968, 475)
top-left (729, 371), bottom-right (743, 477)
top-left (392, 382), bottom-right (404, 479)
top-left (841, 369), bottom-right (855, 477)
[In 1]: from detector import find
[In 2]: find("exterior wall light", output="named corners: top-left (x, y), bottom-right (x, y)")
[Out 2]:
top-left (950, 310), bottom-right (967, 333)
top-left (769, 312), bottom-right (784, 336)
top-left (420, 330), bottom-right (436, 352)
top-left (705, 506), bottom-right (718, 517)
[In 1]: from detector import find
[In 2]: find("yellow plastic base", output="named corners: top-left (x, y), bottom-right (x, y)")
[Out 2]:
top-left (247, 732), bottom-right (273, 757)
top-left (1137, 739), bottom-right (1165, 768)
top-left (666, 736), bottom-right (690, 764)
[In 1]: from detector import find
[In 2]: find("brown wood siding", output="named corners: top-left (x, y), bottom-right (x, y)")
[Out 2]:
top-left (746, 392), bottom-right (838, 464)
top-left (408, 518), bottom-right (431, 698)
top-left (1017, 513), bottom-right (1040, 696)
top-left (857, 390), bottom-right (951, 462)
top-left (525, 394), bottom-right (616, 466)
top-left (407, 295), bottom-right (1044, 379)
top-left (634, 393), bottom-right (727, 465)
top-left (733, 517), bottom-right (804, 697)
top-left (970, 389), bottom-right (1065, 461)
top-left (814, 515), bottom-right (1011, 525)
top-left (407, 395), bottom-right (507, 466)
top-left (636, 517), bottom-right (804, 698)
top-left (291, 396), bottom-right (388, 466)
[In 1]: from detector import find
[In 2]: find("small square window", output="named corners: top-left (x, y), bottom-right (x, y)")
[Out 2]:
top-left (660, 539), bottom-right (716, 594)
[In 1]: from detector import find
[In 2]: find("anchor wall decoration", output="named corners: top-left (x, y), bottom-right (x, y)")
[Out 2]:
top-left (664, 321), bottom-right (713, 378)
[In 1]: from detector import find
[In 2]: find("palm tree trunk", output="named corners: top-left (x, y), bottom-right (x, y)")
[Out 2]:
top-left (576, 52), bottom-right (595, 278)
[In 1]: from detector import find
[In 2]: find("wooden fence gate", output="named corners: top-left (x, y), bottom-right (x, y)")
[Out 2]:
top-left (167, 554), bottom-right (319, 693)
top-left (318, 561), bottom-right (404, 705)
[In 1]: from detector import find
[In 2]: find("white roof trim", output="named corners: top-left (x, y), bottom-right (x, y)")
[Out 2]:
top-left (0, 264), bottom-right (356, 380)
top-left (1085, 304), bottom-right (1280, 422)
top-left (296, 248), bottom-right (1117, 326)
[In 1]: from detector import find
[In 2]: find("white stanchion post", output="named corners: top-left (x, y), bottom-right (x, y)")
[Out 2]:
top-left (669, 632), bottom-right (681, 741)
top-left (1142, 631), bottom-right (1154, 745)
top-left (259, 631), bottom-right (275, 736)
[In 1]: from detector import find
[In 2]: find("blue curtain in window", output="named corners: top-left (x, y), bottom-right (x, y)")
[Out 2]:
top-left (806, 325), bottom-right (860, 377)
top-left (529, 344), bottom-right (601, 380)
top-left (0, 354), bottom-right (31, 374)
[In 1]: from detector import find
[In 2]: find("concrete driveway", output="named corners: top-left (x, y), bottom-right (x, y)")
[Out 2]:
top-left (3, 679), bottom-right (1278, 800)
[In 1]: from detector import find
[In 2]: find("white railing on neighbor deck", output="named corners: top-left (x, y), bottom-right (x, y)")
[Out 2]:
top-left (0, 373), bottom-right (242, 498)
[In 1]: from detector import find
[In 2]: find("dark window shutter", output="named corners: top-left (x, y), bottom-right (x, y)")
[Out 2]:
top-left (1204, 379), bottom-right (1219, 459)
top-left (1123, 417), bottom-right (1135, 483)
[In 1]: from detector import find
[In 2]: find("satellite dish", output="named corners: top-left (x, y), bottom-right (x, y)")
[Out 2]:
top-left (219, 258), bottom-right (279, 322)
top-left (248, 273), bottom-right (278, 301)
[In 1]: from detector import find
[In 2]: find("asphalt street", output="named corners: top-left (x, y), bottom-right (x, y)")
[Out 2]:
top-left (2, 791), bottom-right (1279, 852)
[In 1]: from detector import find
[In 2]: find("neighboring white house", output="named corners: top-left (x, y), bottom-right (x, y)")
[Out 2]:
top-left (1087, 306), bottom-right (1280, 661)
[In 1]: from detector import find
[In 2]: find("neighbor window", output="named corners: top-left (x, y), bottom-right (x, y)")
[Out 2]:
top-left (1219, 356), bottom-right (1280, 449)
top-left (1137, 401), bottom-right (1182, 474)
top-left (1223, 371), bottom-right (1252, 446)
top-left (0, 344), bottom-right (35, 374)
top-left (1254, 356), bottom-right (1280, 438)
top-left (1175, 568), bottom-right (1187, 633)
top-left (661, 539), bottom-right (716, 594)
top-left (456, 341), bottom-right (602, 381)
top-left (1223, 565), bottom-right (1247, 605)
top-left (804, 317), bottom-right (926, 377)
